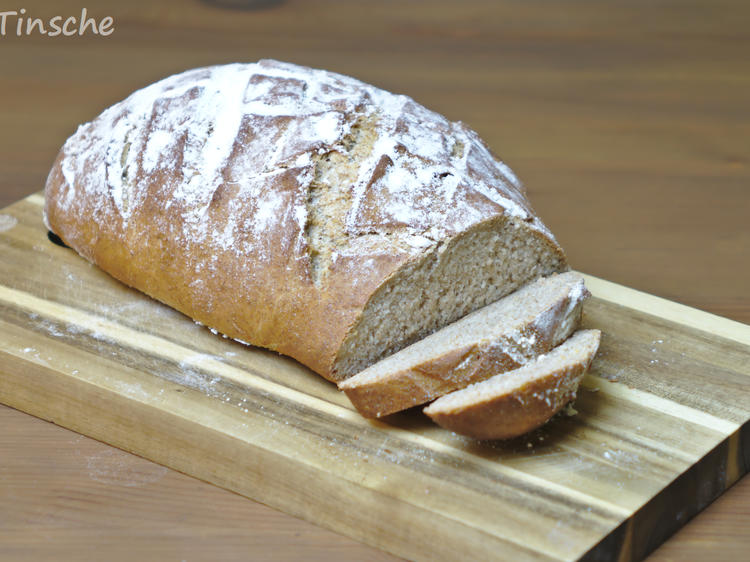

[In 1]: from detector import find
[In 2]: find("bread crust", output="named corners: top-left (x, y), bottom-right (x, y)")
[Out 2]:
top-left (424, 330), bottom-right (601, 439)
top-left (44, 60), bottom-right (567, 380)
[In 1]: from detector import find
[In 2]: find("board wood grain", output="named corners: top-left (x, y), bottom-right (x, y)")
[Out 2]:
top-left (1, 193), bottom-right (748, 561)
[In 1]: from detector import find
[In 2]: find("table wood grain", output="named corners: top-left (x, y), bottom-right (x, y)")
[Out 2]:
top-left (0, 0), bottom-right (747, 560)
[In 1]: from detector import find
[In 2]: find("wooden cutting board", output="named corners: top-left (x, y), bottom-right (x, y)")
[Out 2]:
top-left (1, 193), bottom-right (748, 561)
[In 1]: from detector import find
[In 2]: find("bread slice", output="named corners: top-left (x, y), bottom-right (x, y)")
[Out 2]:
top-left (338, 271), bottom-right (589, 418)
top-left (424, 329), bottom-right (600, 439)
top-left (43, 60), bottom-right (567, 382)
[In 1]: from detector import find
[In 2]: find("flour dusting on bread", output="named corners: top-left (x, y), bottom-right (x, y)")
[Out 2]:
top-left (54, 60), bottom-right (550, 259)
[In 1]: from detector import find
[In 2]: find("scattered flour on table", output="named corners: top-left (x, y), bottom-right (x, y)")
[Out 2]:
top-left (86, 448), bottom-right (167, 487)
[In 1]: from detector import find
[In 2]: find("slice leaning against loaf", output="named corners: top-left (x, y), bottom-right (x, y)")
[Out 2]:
top-left (338, 271), bottom-right (589, 418)
top-left (424, 329), bottom-right (601, 439)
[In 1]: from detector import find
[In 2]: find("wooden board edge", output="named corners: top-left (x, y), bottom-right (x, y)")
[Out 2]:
top-left (579, 272), bottom-right (750, 347)
top-left (581, 422), bottom-right (749, 562)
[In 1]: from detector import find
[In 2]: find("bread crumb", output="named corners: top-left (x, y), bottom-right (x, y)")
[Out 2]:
top-left (562, 403), bottom-right (578, 417)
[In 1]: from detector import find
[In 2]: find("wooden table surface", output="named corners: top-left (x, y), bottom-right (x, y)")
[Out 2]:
top-left (1, 1), bottom-right (747, 560)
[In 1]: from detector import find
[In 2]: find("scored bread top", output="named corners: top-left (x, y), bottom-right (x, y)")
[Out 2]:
top-left (44, 60), bottom-right (566, 378)
top-left (46, 60), bottom-right (551, 245)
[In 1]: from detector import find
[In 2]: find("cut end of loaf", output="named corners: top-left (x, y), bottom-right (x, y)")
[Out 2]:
top-left (424, 329), bottom-right (601, 440)
top-left (330, 215), bottom-right (568, 381)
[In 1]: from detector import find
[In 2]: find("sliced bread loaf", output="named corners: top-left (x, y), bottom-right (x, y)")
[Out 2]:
top-left (43, 60), bottom-right (567, 382)
top-left (338, 271), bottom-right (589, 418)
top-left (423, 329), bottom-right (600, 439)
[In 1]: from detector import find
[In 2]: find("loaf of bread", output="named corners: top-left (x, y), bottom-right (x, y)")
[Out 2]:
top-left (424, 329), bottom-right (601, 439)
top-left (44, 59), bottom-right (568, 382)
top-left (339, 272), bottom-right (588, 418)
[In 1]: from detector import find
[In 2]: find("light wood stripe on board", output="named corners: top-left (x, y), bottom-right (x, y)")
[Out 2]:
top-left (580, 375), bottom-right (738, 434)
top-left (25, 193), bottom-right (44, 206)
